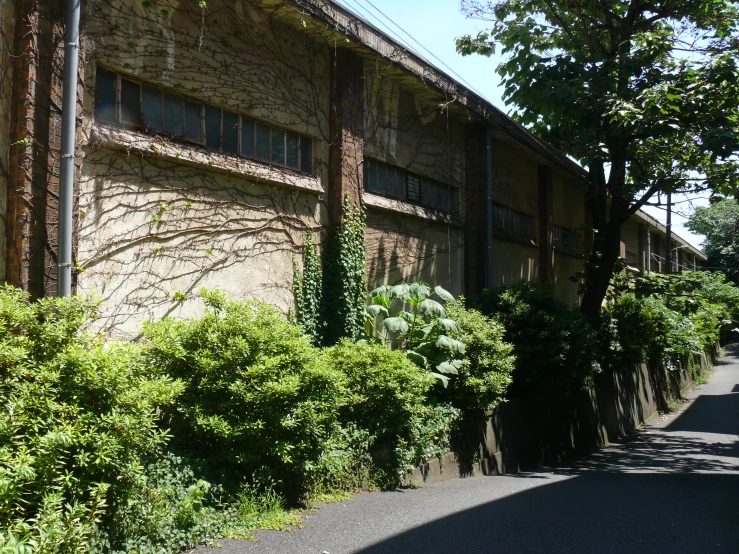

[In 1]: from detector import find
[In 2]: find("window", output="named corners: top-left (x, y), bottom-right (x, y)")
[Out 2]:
top-left (553, 224), bottom-right (582, 255)
top-left (492, 203), bottom-right (535, 238)
top-left (363, 157), bottom-right (459, 215)
top-left (94, 67), bottom-right (314, 175)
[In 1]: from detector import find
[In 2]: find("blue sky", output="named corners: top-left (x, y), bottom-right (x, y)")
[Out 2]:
top-left (335, 0), bottom-right (709, 249)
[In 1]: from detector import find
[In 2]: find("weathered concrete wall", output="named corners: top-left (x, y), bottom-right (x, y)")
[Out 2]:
top-left (78, 0), bottom-right (331, 335)
top-left (412, 350), bottom-right (711, 484)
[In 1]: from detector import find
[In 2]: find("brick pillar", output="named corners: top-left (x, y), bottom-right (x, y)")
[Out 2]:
top-left (538, 166), bottom-right (554, 283)
top-left (328, 48), bottom-right (364, 225)
top-left (6, 0), bottom-right (63, 298)
top-left (463, 124), bottom-right (487, 296)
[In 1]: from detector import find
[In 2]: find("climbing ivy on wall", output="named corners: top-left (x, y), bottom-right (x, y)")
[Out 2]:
top-left (293, 230), bottom-right (323, 345)
top-left (295, 196), bottom-right (367, 346)
top-left (335, 195), bottom-right (368, 342)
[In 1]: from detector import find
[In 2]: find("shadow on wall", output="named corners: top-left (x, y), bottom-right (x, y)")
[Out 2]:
top-left (358, 393), bottom-right (739, 554)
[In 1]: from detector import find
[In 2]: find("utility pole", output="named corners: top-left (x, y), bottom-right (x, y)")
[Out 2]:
top-left (665, 193), bottom-right (672, 274)
top-left (57, 0), bottom-right (81, 297)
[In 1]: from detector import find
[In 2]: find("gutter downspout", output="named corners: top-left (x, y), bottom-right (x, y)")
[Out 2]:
top-left (646, 223), bottom-right (651, 275)
top-left (57, 0), bottom-right (81, 297)
top-left (485, 129), bottom-right (493, 288)
top-left (665, 193), bottom-right (673, 274)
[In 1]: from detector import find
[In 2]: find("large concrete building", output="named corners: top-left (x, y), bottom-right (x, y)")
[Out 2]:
top-left (0, 0), bottom-right (705, 337)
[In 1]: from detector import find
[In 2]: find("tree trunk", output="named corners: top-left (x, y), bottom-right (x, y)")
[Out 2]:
top-left (580, 222), bottom-right (622, 319)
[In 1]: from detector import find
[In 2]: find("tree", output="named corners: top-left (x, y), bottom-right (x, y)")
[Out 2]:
top-left (458, 0), bottom-right (739, 317)
top-left (687, 197), bottom-right (739, 283)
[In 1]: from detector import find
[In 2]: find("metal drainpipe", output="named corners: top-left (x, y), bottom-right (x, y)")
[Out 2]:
top-left (665, 193), bottom-right (673, 274)
top-left (485, 129), bottom-right (494, 288)
top-left (57, 0), bottom-right (81, 297)
top-left (646, 223), bottom-right (651, 275)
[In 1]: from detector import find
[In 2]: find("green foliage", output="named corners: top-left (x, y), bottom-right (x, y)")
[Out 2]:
top-left (0, 286), bottom-right (199, 553)
top-left (688, 198), bottom-right (739, 283)
top-left (473, 281), bottom-right (601, 398)
top-left (458, 0), bottom-right (739, 314)
top-left (293, 229), bottom-right (323, 345)
top-left (143, 290), bottom-right (347, 502)
top-left (366, 282), bottom-right (465, 387)
top-left (321, 196), bottom-right (367, 345)
top-left (320, 340), bottom-right (459, 486)
top-left (445, 299), bottom-right (515, 412)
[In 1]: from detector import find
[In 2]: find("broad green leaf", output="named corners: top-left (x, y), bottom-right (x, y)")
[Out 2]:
top-left (436, 334), bottom-right (466, 354)
top-left (430, 372), bottom-right (450, 387)
top-left (387, 284), bottom-right (411, 301)
top-left (383, 317), bottom-right (410, 334)
top-left (437, 318), bottom-right (459, 333)
top-left (405, 350), bottom-right (427, 367)
top-left (369, 285), bottom-right (389, 297)
top-left (418, 299), bottom-right (446, 319)
top-left (436, 359), bottom-right (463, 375)
top-left (434, 285), bottom-right (455, 302)
top-left (409, 281), bottom-right (431, 300)
top-left (365, 304), bottom-right (389, 318)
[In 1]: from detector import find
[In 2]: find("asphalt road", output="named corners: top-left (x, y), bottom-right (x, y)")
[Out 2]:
top-left (198, 344), bottom-right (739, 554)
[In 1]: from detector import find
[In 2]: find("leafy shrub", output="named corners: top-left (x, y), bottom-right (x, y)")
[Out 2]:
top-left (600, 293), bottom-right (702, 370)
top-left (320, 340), bottom-right (459, 486)
top-left (444, 299), bottom-right (515, 412)
top-left (365, 282), bottom-right (466, 386)
top-left (0, 286), bottom-right (188, 552)
top-left (143, 290), bottom-right (349, 502)
top-left (472, 281), bottom-right (601, 399)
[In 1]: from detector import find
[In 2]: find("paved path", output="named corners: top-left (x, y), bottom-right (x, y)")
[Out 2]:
top-left (200, 345), bottom-right (739, 553)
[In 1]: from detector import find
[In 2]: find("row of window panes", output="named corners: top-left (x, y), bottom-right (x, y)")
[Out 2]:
top-left (363, 158), bottom-right (458, 215)
top-left (94, 67), bottom-right (313, 175)
top-left (491, 202), bottom-right (535, 238)
top-left (553, 224), bottom-right (582, 254)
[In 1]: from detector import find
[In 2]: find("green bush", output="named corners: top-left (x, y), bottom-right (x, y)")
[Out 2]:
top-left (445, 299), bottom-right (515, 412)
top-left (320, 340), bottom-right (459, 486)
top-left (472, 281), bottom-right (601, 399)
top-left (143, 290), bottom-right (348, 502)
top-left (0, 286), bottom-right (191, 553)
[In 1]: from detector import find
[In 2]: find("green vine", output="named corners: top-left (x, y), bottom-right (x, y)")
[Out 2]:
top-left (293, 230), bottom-right (322, 345)
top-left (293, 195), bottom-right (367, 346)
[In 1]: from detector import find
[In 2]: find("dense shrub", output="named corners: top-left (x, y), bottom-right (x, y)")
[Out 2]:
top-left (320, 340), bottom-right (458, 486)
top-left (472, 281), bottom-right (601, 399)
top-left (445, 299), bottom-right (515, 412)
top-left (0, 287), bottom-right (199, 553)
top-left (143, 290), bottom-right (348, 501)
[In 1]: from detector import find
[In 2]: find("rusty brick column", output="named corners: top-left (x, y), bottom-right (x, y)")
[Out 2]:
top-left (328, 48), bottom-right (364, 225)
top-left (538, 165), bottom-right (554, 284)
top-left (6, 0), bottom-right (64, 298)
top-left (463, 124), bottom-right (487, 296)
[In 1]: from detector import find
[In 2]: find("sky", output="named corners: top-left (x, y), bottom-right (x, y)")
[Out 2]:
top-left (334, 0), bottom-right (709, 250)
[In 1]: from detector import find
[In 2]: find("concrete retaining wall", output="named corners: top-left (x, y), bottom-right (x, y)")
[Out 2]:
top-left (411, 349), bottom-right (715, 484)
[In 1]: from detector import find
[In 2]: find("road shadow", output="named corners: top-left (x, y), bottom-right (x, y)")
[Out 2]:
top-left (357, 356), bottom-right (739, 554)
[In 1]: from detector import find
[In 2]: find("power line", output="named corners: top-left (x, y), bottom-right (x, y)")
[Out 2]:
top-left (338, 0), bottom-right (491, 102)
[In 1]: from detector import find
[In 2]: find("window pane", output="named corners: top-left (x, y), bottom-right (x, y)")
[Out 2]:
top-left (407, 174), bottom-right (421, 202)
top-left (271, 128), bottom-right (285, 164)
top-left (184, 100), bottom-right (202, 142)
top-left (286, 132), bottom-right (299, 169)
top-left (377, 163), bottom-right (387, 194)
top-left (222, 111), bottom-right (238, 154)
top-left (256, 122), bottom-right (270, 161)
top-left (95, 68), bottom-right (117, 121)
top-left (204, 105), bottom-right (221, 149)
top-left (142, 86), bottom-right (163, 132)
top-left (241, 118), bottom-right (255, 157)
top-left (163, 93), bottom-right (183, 135)
top-left (299, 136), bottom-right (312, 174)
top-left (367, 159), bottom-right (378, 192)
top-left (120, 79), bottom-right (140, 124)
top-left (395, 168), bottom-right (405, 198)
